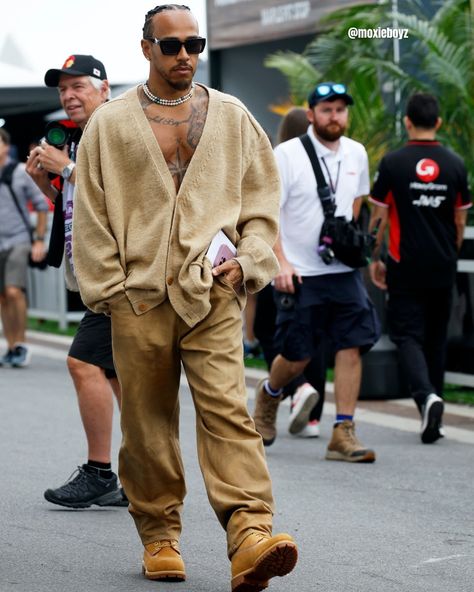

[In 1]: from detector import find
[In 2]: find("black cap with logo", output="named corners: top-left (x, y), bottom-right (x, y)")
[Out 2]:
top-left (44, 54), bottom-right (107, 87)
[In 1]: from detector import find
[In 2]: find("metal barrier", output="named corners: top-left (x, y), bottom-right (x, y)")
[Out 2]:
top-left (26, 263), bottom-right (84, 330)
top-left (26, 212), bottom-right (84, 330)
top-left (445, 226), bottom-right (474, 387)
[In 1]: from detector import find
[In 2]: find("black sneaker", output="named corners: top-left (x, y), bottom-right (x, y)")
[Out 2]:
top-left (44, 465), bottom-right (123, 508)
top-left (421, 393), bottom-right (444, 444)
top-left (107, 487), bottom-right (129, 507)
top-left (0, 349), bottom-right (14, 366)
top-left (10, 344), bottom-right (31, 367)
top-left (243, 340), bottom-right (263, 360)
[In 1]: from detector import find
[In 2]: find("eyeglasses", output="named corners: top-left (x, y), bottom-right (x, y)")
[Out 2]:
top-left (144, 36), bottom-right (206, 55)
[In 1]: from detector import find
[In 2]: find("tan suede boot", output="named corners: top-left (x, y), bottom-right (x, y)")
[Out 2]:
top-left (230, 532), bottom-right (298, 592)
top-left (325, 420), bottom-right (376, 463)
top-left (142, 540), bottom-right (186, 581)
top-left (253, 378), bottom-right (281, 446)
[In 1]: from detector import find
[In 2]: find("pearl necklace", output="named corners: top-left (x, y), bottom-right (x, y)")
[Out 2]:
top-left (142, 82), bottom-right (195, 106)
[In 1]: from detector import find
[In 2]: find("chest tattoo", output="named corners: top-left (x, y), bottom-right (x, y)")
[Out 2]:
top-left (167, 140), bottom-right (191, 186)
top-left (143, 91), bottom-right (207, 147)
top-left (141, 87), bottom-right (209, 189)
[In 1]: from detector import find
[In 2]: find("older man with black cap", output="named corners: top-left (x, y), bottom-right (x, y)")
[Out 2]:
top-left (26, 55), bottom-right (127, 508)
top-left (253, 82), bottom-right (381, 462)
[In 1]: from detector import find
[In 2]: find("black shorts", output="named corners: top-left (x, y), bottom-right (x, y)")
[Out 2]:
top-left (68, 309), bottom-right (116, 378)
top-left (274, 271), bottom-right (380, 362)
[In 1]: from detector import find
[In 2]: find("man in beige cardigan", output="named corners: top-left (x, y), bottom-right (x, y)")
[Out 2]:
top-left (73, 4), bottom-right (297, 590)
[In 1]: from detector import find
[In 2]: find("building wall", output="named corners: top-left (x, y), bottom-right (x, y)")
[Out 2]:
top-left (212, 35), bottom-right (313, 141)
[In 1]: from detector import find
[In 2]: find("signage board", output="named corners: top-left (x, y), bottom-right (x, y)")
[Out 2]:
top-left (207, 0), bottom-right (372, 49)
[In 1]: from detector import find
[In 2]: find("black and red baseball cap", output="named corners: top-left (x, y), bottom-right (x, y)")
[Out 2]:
top-left (44, 54), bottom-right (107, 87)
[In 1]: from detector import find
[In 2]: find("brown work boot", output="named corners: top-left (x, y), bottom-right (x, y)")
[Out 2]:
top-left (142, 540), bottom-right (186, 581)
top-left (253, 378), bottom-right (281, 446)
top-left (325, 420), bottom-right (376, 463)
top-left (231, 532), bottom-right (298, 592)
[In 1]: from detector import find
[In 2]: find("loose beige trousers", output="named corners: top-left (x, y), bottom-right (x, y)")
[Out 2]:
top-left (110, 280), bottom-right (274, 557)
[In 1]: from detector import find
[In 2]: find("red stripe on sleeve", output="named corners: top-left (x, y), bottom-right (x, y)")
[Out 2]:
top-left (386, 191), bottom-right (401, 262)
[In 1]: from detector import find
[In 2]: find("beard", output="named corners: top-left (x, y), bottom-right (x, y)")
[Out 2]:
top-left (168, 77), bottom-right (193, 91)
top-left (158, 63), bottom-right (194, 92)
top-left (313, 121), bottom-right (346, 142)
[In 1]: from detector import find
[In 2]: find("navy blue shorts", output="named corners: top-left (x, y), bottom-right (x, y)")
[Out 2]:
top-left (69, 309), bottom-right (117, 378)
top-left (274, 271), bottom-right (380, 362)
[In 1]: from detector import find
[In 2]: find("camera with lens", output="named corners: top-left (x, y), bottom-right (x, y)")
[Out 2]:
top-left (41, 121), bottom-right (76, 180)
top-left (276, 275), bottom-right (300, 311)
top-left (44, 121), bottom-right (72, 150)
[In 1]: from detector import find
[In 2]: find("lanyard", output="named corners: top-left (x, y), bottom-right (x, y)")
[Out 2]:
top-left (70, 141), bottom-right (77, 162)
top-left (321, 157), bottom-right (341, 196)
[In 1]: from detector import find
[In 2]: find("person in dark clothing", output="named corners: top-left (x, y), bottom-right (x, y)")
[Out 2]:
top-left (254, 107), bottom-right (327, 438)
top-left (369, 92), bottom-right (472, 444)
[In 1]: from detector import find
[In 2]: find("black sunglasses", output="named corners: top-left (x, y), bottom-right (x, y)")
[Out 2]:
top-left (144, 36), bottom-right (206, 56)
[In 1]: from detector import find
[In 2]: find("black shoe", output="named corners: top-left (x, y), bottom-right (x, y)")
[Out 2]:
top-left (0, 349), bottom-right (14, 366)
top-left (106, 487), bottom-right (129, 507)
top-left (243, 340), bottom-right (263, 360)
top-left (421, 393), bottom-right (444, 444)
top-left (44, 465), bottom-right (123, 508)
top-left (10, 344), bottom-right (31, 367)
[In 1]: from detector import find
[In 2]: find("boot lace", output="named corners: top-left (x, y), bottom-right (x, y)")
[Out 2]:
top-left (151, 540), bottom-right (181, 554)
top-left (56, 466), bottom-right (95, 496)
top-left (262, 397), bottom-right (280, 423)
top-left (341, 422), bottom-right (362, 449)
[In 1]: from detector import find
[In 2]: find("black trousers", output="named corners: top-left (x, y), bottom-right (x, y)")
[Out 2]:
top-left (254, 284), bottom-right (326, 421)
top-left (387, 284), bottom-right (453, 412)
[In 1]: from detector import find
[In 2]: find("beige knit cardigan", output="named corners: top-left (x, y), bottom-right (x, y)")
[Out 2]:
top-left (72, 85), bottom-right (280, 327)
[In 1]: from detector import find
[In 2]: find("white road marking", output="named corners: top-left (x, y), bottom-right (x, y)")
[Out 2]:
top-left (412, 554), bottom-right (473, 567)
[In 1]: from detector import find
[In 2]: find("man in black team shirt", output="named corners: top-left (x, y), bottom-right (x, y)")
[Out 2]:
top-left (368, 92), bottom-right (472, 444)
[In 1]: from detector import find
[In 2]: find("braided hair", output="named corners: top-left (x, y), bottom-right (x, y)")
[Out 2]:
top-left (143, 4), bottom-right (191, 38)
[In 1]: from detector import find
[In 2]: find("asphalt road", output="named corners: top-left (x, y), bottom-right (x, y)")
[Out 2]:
top-left (1, 338), bottom-right (473, 592)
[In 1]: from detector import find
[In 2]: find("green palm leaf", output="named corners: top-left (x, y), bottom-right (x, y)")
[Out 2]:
top-left (265, 0), bottom-right (474, 218)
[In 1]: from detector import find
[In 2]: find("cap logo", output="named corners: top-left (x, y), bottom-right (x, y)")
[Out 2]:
top-left (415, 158), bottom-right (440, 183)
top-left (93, 68), bottom-right (100, 77)
top-left (63, 56), bottom-right (75, 69)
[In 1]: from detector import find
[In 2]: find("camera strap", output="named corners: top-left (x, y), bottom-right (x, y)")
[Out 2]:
top-left (0, 161), bottom-right (17, 187)
top-left (299, 134), bottom-right (336, 217)
top-left (0, 162), bottom-right (34, 243)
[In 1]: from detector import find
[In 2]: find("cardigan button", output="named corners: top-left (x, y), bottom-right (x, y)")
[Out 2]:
top-left (166, 276), bottom-right (174, 286)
